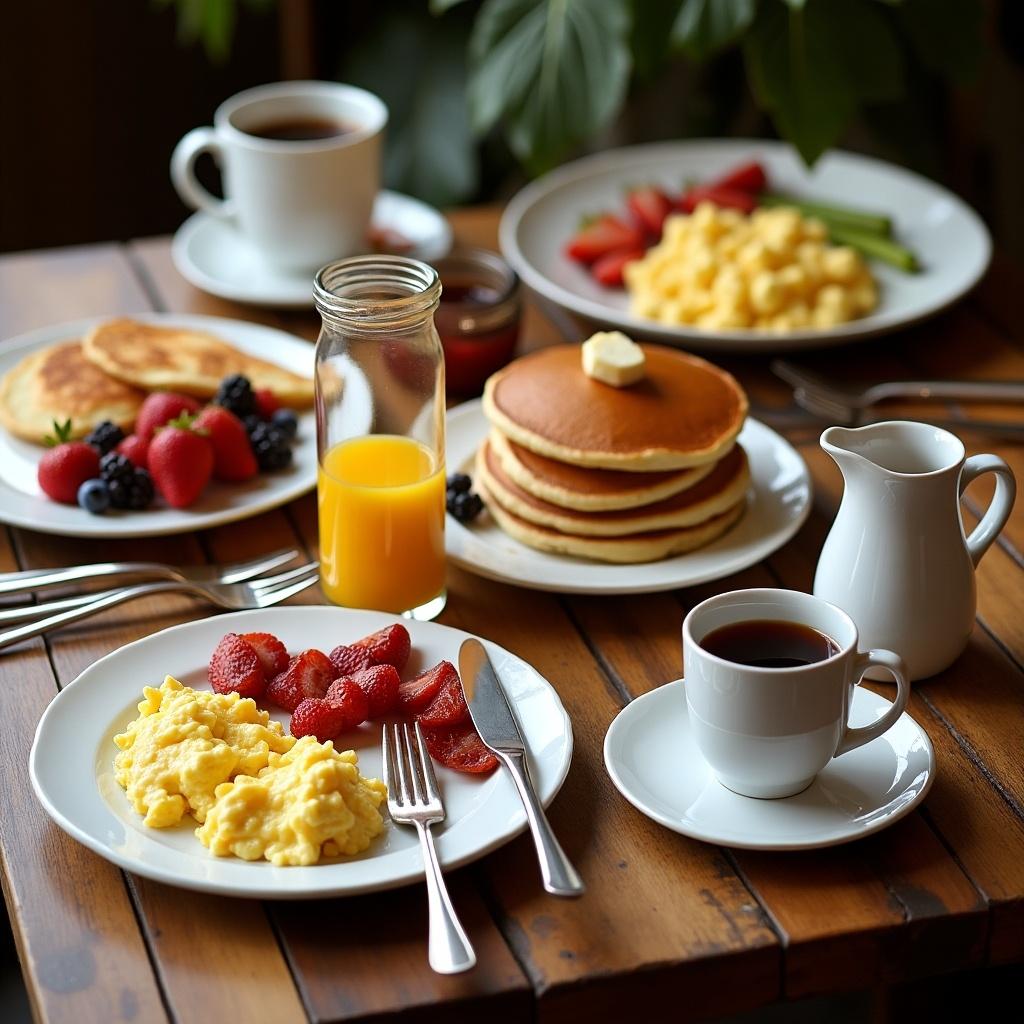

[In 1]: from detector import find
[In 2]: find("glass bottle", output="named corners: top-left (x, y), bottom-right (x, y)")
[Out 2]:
top-left (313, 255), bottom-right (446, 620)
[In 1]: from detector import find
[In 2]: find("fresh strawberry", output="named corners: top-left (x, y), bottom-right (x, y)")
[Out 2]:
top-left (266, 649), bottom-right (335, 711)
top-left (324, 676), bottom-right (370, 732)
top-left (626, 185), bottom-right (673, 237)
top-left (680, 185), bottom-right (757, 214)
top-left (397, 660), bottom-right (456, 716)
top-left (115, 433), bottom-right (149, 469)
top-left (209, 632), bottom-right (265, 697)
top-left (706, 160), bottom-right (767, 194)
top-left (591, 248), bottom-right (645, 288)
top-left (422, 722), bottom-right (498, 774)
top-left (352, 623), bottom-right (411, 671)
top-left (147, 413), bottom-right (214, 509)
top-left (349, 664), bottom-right (401, 718)
top-left (239, 631), bottom-right (289, 677)
top-left (565, 214), bottom-right (644, 264)
top-left (136, 392), bottom-right (201, 440)
top-left (254, 388), bottom-right (281, 419)
top-left (290, 697), bottom-right (348, 742)
top-left (416, 665), bottom-right (470, 729)
top-left (328, 643), bottom-right (374, 679)
top-left (194, 406), bottom-right (258, 483)
top-left (37, 419), bottom-right (101, 504)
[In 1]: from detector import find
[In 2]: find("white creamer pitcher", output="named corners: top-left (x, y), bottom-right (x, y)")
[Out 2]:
top-left (814, 420), bottom-right (1016, 681)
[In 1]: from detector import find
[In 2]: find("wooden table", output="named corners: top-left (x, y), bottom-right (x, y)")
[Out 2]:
top-left (1, 206), bottom-right (1022, 1024)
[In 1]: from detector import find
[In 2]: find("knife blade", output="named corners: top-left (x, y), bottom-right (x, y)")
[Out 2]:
top-left (459, 638), bottom-right (584, 897)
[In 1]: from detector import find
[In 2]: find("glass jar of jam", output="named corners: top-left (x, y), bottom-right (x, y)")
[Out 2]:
top-left (432, 248), bottom-right (521, 396)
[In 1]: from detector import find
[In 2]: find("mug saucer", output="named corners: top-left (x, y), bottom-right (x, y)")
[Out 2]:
top-left (604, 680), bottom-right (934, 851)
top-left (172, 190), bottom-right (453, 309)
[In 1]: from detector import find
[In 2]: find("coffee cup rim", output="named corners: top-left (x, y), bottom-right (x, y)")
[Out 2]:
top-left (212, 80), bottom-right (388, 151)
top-left (682, 588), bottom-right (857, 674)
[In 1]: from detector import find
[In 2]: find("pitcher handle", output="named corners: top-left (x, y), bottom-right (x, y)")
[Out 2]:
top-left (960, 454), bottom-right (1016, 567)
top-left (835, 649), bottom-right (909, 758)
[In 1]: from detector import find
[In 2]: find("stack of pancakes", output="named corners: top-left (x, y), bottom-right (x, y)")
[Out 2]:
top-left (478, 344), bottom-right (750, 563)
top-left (0, 318), bottom-right (313, 444)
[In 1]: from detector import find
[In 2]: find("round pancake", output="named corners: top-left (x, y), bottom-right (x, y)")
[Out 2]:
top-left (478, 474), bottom-right (746, 564)
top-left (483, 343), bottom-right (747, 470)
top-left (490, 429), bottom-right (716, 511)
top-left (83, 318), bottom-right (314, 405)
top-left (478, 439), bottom-right (749, 537)
top-left (0, 340), bottom-right (145, 445)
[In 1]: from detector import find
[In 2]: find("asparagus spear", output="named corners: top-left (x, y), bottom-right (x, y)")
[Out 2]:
top-left (759, 192), bottom-right (892, 237)
top-left (827, 224), bottom-right (920, 273)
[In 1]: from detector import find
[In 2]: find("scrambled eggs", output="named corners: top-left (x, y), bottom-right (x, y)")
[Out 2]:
top-left (114, 676), bottom-right (294, 828)
top-left (195, 736), bottom-right (387, 866)
top-left (624, 202), bottom-right (878, 332)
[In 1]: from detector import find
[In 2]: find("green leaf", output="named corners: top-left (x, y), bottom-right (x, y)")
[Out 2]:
top-left (671, 0), bottom-right (756, 61)
top-left (744, 0), bottom-right (904, 165)
top-left (630, 0), bottom-right (684, 80)
top-left (897, 0), bottom-right (982, 83)
top-left (430, 0), bottom-right (472, 12)
top-left (345, 11), bottom-right (479, 207)
top-left (469, 0), bottom-right (632, 171)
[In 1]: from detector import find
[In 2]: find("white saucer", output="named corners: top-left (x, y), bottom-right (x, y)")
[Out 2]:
top-left (604, 681), bottom-right (934, 850)
top-left (172, 190), bottom-right (453, 309)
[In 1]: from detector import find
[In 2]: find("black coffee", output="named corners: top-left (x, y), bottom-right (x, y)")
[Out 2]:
top-left (700, 619), bottom-right (839, 669)
top-left (246, 117), bottom-right (351, 141)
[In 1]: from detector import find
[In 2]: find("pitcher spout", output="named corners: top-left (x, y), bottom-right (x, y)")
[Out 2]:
top-left (820, 421), bottom-right (966, 480)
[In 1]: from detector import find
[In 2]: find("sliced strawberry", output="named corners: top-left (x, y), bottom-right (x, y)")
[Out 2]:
top-left (240, 631), bottom-right (289, 677)
top-left (328, 643), bottom-right (374, 679)
top-left (352, 624), bottom-right (411, 672)
top-left (591, 247), bottom-right (645, 288)
top-left (265, 649), bottom-right (334, 712)
top-left (565, 214), bottom-right (644, 264)
top-left (324, 677), bottom-right (370, 732)
top-left (254, 388), bottom-right (281, 419)
top-left (209, 632), bottom-right (265, 698)
top-left (290, 697), bottom-right (348, 743)
top-left (416, 666), bottom-right (469, 729)
top-left (626, 185), bottom-right (673, 238)
top-left (680, 185), bottom-right (757, 214)
top-left (423, 722), bottom-right (499, 774)
top-left (397, 660), bottom-right (456, 716)
top-left (349, 664), bottom-right (401, 718)
top-left (707, 160), bottom-right (767, 194)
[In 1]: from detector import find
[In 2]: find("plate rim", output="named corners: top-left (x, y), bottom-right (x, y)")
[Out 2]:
top-left (29, 605), bottom-right (574, 898)
top-left (444, 399), bottom-right (813, 594)
top-left (499, 138), bottom-right (992, 353)
top-left (603, 679), bottom-right (935, 851)
top-left (0, 311), bottom-right (318, 538)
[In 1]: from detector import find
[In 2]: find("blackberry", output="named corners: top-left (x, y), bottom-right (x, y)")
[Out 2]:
top-left (85, 420), bottom-right (125, 454)
top-left (447, 489), bottom-right (483, 524)
top-left (108, 468), bottom-right (155, 511)
top-left (214, 374), bottom-right (257, 418)
top-left (446, 473), bottom-right (472, 495)
top-left (242, 413), bottom-right (263, 437)
top-left (249, 421), bottom-right (293, 471)
top-left (99, 451), bottom-right (134, 486)
top-left (271, 408), bottom-right (299, 440)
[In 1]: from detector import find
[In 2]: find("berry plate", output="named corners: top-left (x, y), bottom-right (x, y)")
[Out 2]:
top-left (29, 606), bottom-right (573, 899)
top-left (0, 313), bottom-right (365, 538)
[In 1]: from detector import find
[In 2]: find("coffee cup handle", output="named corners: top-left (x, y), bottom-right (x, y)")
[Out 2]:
top-left (960, 454), bottom-right (1016, 567)
top-left (835, 649), bottom-right (909, 757)
top-left (171, 127), bottom-right (234, 221)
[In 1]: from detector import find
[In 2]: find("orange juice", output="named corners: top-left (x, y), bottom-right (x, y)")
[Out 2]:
top-left (318, 435), bottom-right (445, 613)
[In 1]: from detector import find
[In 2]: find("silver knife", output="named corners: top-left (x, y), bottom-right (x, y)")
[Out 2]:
top-left (459, 638), bottom-right (584, 897)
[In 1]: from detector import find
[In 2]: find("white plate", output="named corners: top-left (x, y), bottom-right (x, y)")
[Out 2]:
top-left (604, 680), bottom-right (934, 850)
top-left (0, 312), bottom-right (350, 538)
top-left (30, 606), bottom-right (572, 899)
top-left (500, 139), bottom-right (992, 353)
top-left (173, 190), bottom-right (453, 309)
top-left (445, 400), bottom-right (812, 594)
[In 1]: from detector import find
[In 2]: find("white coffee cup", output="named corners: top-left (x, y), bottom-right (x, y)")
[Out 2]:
top-left (171, 80), bottom-right (387, 272)
top-left (682, 588), bottom-right (910, 799)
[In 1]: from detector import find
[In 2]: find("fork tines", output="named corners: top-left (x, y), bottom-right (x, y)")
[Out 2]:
top-left (384, 722), bottom-right (444, 818)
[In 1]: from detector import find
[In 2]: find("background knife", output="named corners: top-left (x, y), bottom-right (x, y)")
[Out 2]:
top-left (459, 638), bottom-right (584, 897)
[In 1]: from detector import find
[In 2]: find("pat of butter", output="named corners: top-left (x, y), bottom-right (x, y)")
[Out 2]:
top-left (581, 332), bottom-right (646, 387)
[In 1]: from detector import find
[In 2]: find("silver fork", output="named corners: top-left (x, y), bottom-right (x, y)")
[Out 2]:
top-left (0, 562), bottom-right (320, 651)
top-left (0, 547), bottom-right (299, 598)
top-left (383, 721), bottom-right (476, 975)
top-left (772, 359), bottom-right (1024, 426)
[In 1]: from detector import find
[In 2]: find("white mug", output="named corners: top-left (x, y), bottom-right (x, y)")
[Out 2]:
top-left (682, 588), bottom-right (910, 799)
top-left (171, 80), bottom-right (387, 272)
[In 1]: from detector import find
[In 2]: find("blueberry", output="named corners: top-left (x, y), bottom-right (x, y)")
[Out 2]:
top-left (447, 473), bottom-right (472, 495)
top-left (77, 478), bottom-right (110, 514)
top-left (271, 408), bottom-right (299, 440)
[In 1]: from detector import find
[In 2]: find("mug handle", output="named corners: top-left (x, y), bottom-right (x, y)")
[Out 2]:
top-left (835, 649), bottom-right (909, 757)
top-left (170, 127), bottom-right (234, 221)
top-left (960, 454), bottom-right (1016, 567)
